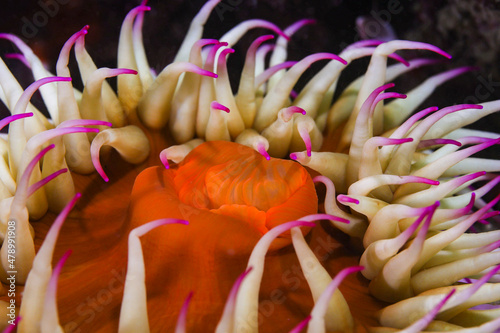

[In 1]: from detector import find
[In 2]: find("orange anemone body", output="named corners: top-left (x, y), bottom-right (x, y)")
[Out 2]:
top-left (129, 140), bottom-right (318, 331)
top-left (44, 139), bottom-right (335, 332)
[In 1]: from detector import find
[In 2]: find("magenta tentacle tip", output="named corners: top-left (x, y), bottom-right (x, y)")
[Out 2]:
top-left (200, 69), bottom-right (218, 79)
top-left (256, 142), bottom-right (270, 161)
top-left (282, 106), bottom-right (306, 122)
top-left (159, 152), bottom-right (170, 169)
top-left (388, 53), bottom-right (410, 67)
top-left (211, 101), bottom-right (230, 113)
top-left (288, 315), bottom-right (311, 333)
top-left (312, 175), bottom-right (328, 184)
top-left (289, 153), bottom-right (298, 161)
top-left (2, 315), bottom-right (20, 333)
top-left (381, 82), bottom-right (396, 91)
top-left (337, 195), bottom-right (359, 205)
top-left (118, 69), bottom-right (138, 75)
top-left (256, 34), bottom-right (275, 43)
top-left (0, 112), bottom-right (34, 131)
top-left (220, 48), bottom-right (235, 57)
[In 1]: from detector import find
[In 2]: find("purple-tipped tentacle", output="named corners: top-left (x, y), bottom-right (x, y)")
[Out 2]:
top-left (222, 19), bottom-right (290, 42)
top-left (159, 150), bottom-right (170, 169)
top-left (446, 265), bottom-right (500, 309)
top-left (58, 119), bottom-right (113, 129)
top-left (217, 47), bottom-right (235, 69)
top-left (299, 213), bottom-right (350, 224)
top-left (216, 267), bottom-right (253, 332)
top-left (27, 168), bottom-right (68, 198)
top-left (404, 176), bottom-right (440, 186)
top-left (32, 127), bottom-right (99, 148)
top-left (211, 101), bottom-right (230, 113)
top-left (203, 42), bottom-right (228, 71)
top-left (13, 76), bottom-right (71, 115)
top-left (248, 35), bottom-right (275, 55)
top-left (417, 139), bottom-right (462, 149)
top-left (1, 316), bottom-right (20, 333)
top-left (282, 106), bottom-right (306, 122)
top-left (388, 106), bottom-right (439, 140)
top-left (133, 218), bottom-right (189, 238)
top-left (404, 289), bottom-right (456, 332)
top-left (49, 249), bottom-right (72, 290)
top-left (57, 25), bottom-right (89, 71)
top-left (190, 39), bottom-right (220, 61)
top-left (284, 19), bottom-right (316, 36)
top-left (256, 142), bottom-right (270, 161)
top-left (308, 266), bottom-right (364, 330)
top-left (387, 53), bottom-right (410, 66)
top-left (344, 39), bottom-right (384, 51)
top-left (13, 144), bottom-right (56, 207)
top-left (255, 61), bottom-right (298, 88)
top-left (297, 122), bottom-right (312, 157)
top-left (380, 40), bottom-right (452, 59)
top-left (175, 292), bottom-right (194, 333)
top-left (288, 315), bottom-right (311, 333)
top-left (337, 195), bottom-right (360, 205)
top-left (0, 112), bottom-right (33, 131)
top-left (374, 92), bottom-right (407, 106)
top-left (4, 53), bottom-right (30, 68)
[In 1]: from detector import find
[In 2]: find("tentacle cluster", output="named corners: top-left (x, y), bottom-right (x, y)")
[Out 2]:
top-left (0, 0), bottom-right (499, 332)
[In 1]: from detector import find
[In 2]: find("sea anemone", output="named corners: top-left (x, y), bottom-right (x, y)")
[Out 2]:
top-left (0, 0), bottom-right (500, 332)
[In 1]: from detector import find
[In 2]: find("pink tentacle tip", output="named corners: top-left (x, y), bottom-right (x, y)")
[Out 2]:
top-left (255, 34), bottom-right (275, 44)
top-left (221, 48), bottom-right (235, 57)
top-left (381, 82), bottom-right (396, 90)
top-left (176, 291), bottom-right (194, 331)
top-left (289, 153), bottom-right (298, 161)
top-left (0, 112), bottom-right (34, 131)
top-left (297, 126), bottom-right (312, 157)
top-left (346, 265), bottom-right (365, 274)
top-left (211, 101), bottom-right (230, 113)
top-left (337, 195), bottom-right (359, 205)
top-left (118, 69), bottom-right (138, 75)
top-left (413, 177), bottom-right (439, 186)
top-left (388, 53), bottom-right (410, 67)
top-left (200, 69), bottom-right (218, 79)
top-left (282, 106), bottom-right (306, 122)
top-left (289, 315), bottom-right (311, 333)
top-left (256, 142), bottom-right (270, 161)
top-left (291, 106), bottom-right (306, 115)
top-left (78, 25), bottom-right (89, 36)
top-left (2, 315), bottom-right (20, 333)
top-left (312, 175), bottom-right (328, 184)
top-left (391, 138), bottom-right (413, 145)
top-left (159, 152), bottom-right (170, 169)
top-left (322, 53), bottom-right (348, 65)
top-left (4, 53), bottom-right (30, 68)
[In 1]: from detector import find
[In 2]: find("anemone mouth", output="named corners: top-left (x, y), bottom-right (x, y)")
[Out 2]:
top-left (130, 140), bottom-right (318, 259)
